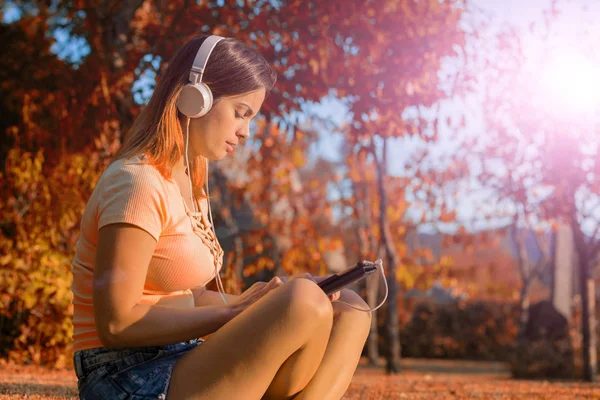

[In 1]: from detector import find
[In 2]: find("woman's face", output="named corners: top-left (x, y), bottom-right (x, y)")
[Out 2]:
top-left (187, 88), bottom-right (266, 160)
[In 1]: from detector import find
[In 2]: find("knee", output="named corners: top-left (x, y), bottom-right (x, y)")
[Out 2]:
top-left (334, 289), bottom-right (372, 328)
top-left (282, 278), bottom-right (333, 327)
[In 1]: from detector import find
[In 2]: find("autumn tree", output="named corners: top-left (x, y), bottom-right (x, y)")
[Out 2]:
top-left (467, 2), bottom-right (600, 380)
top-left (334, 1), bottom-right (466, 371)
top-left (1, 0), bottom-right (467, 367)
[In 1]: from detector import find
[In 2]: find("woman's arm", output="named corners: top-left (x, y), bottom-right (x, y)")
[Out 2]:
top-left (190, 273), bottom-right (336, 307)
top-left (189, 274), bottom-right (339, 308)
top-left (191, 287), bottom-right (239, 307)
top-left (94, 223), bottom-right (239, 349)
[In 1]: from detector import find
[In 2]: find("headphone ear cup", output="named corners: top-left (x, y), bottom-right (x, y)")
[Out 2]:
top-left (177, 83), bottom-right (214, 118)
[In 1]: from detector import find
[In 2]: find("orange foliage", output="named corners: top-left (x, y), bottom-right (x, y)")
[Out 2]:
top-left (1, 0), bottom-right (467, 365)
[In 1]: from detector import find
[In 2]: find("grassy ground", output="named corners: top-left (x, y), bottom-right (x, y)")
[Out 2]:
top-left (2, 358), bottom-right (600, 399)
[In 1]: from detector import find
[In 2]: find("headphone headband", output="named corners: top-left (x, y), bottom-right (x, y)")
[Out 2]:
top-left (189, 35), bottom-right (224, 85)
top-left (177, 34), bottom-right (224, 119)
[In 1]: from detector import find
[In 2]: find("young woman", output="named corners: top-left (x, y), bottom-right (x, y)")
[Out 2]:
top-left (71, 34), bottom-right (371, 400)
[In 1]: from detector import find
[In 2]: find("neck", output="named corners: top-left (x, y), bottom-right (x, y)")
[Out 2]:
top-left (176, 115), bottom-right (197, 177)
top-left (173, 156), bottom-right (187, 177)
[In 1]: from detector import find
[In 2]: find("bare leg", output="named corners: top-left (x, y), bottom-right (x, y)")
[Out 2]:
top-left (264, 288), bottom-right (372, 400)
top-left (167, 278), bottom-right (333, 400)
top-left (261, 319), bottom-right (332, 399)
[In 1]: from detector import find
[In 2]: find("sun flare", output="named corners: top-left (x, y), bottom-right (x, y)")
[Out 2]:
top-left (538, 49), bottom-right (600, 114)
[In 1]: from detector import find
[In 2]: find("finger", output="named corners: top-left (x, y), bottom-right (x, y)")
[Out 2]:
top-left (289, 272), bottom-right (314, 282)
top-left (248, 282), bottom-right (266, 292)
top-left (242, 282), bottom-right (263, 295)
top-left (267, 276), bottom-right (283, 288)
top-left (264, 278), bottom-right (284, 294)
top-left (329, 291), bottom-right (340, 302)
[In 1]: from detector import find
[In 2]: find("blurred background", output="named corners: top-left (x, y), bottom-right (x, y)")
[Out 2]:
top-left (1, 0), bottom-right (599, 382)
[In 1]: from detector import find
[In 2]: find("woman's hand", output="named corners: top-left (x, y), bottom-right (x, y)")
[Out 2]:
top-left (229, 277), bottom-right (284, 316)
top-left (284, 273), bottom-right (341, 302)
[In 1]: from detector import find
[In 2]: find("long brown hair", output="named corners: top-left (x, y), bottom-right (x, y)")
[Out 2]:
top-left (115, 35), bottom-right (277, 196)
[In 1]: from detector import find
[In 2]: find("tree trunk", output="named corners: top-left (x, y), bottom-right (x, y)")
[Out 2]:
top-left (366, 271), bottom-right (380, 365)
top-left (92, 1), bottom-right (145, 132)
top-left (352, 176), bottom-right (380, 366)
top-left (573, 220), bottom-right (597, 382)
top-left (517, 281), bottom-right (530, 345)
top-left (580, 256), bottom-right (596, 381)
top-left (383, 245), bottom-right (401, 373)
top-left (374, 138), bottom-right (401, 374)
top-left (209, 165), bottom-right (246, 292)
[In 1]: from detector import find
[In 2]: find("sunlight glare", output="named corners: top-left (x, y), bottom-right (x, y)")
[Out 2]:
top-left (538, 49), bottom-right (600, 115)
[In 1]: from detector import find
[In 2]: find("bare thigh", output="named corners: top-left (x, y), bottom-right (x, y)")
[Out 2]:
top-left (167, 278), bottom-right (333, 400)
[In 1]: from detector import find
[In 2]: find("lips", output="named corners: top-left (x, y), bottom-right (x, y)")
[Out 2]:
top-left (226, 141), bottom-right (236, 152)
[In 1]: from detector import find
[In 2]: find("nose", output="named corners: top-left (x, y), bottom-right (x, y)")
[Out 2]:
top-left (237, 124), bottom-right (250, 140)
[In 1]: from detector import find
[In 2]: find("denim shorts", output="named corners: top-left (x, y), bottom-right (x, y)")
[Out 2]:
top-left (73, 338), bottom-right (203, 399)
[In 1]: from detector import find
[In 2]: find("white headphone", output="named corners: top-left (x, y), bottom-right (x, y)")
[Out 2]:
top-left (177, 35), bottom-right (224, 118)
top-left (177, 34), bottom-right (230, 304)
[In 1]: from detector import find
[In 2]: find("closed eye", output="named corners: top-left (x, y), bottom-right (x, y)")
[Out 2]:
top-left (236, 102), bottom-right (256, 119)
top-left (235, 111), bottom-right (245, 120)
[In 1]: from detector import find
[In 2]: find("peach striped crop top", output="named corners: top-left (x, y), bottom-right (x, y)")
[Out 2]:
top-left (70, 156), bottom-right (223, 352)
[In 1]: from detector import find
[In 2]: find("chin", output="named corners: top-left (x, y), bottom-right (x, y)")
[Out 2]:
top-left (208, 151), bottom-right (227, 161)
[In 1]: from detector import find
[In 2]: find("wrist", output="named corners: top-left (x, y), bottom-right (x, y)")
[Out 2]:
top-left (225, 302), bottom-right (243, 319)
